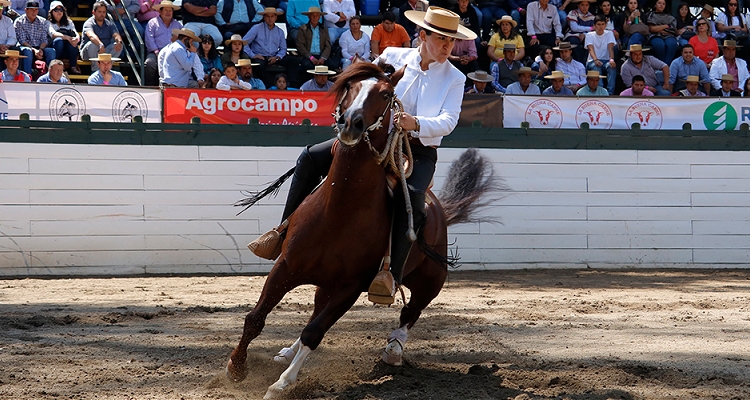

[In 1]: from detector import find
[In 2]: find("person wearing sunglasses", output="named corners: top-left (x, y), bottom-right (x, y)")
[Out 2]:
top-left (47, 1), bottom-right (80, 74)
top-left (689, 17), bottom-right (719, 65)
top-left (716, 0), bottom-right (750, 59)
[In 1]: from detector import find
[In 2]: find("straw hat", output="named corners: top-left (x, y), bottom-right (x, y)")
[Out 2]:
top-left (404, 6), bottom-right (477, 41)
top-left (585, 70), bottom-right (605, 79)
top-left (553, 42), bottom-right (577, 50)
top-left (496, 15), bottom-right (517, 28)
top-left (544, 70), bottom-right (569, 80)
top-left (301, 6), bottom-right (326, 15)
top-left (685, 75), bottom-right (700, 83)
top-left (153, 0), bottom-right (180, 10)
top-left (307, 65), bottom-right (337, 75)
top-left (0, 49), bottom-right (28, 58)
top-left (702, 4), bottom-right (714, 14)
top-left (258, 6), bottom-right (283, 15)
top-left (467, 70), bottom-right (493, 82)
top-left (502, 43), bottom-right (517, 51)
top-left (722, 39), bottom-right (742, 48)
top-left (89, 53), bottom-right (121, 62)
top-left (0, 0), bottom-right (11, 6)
top-left (172, 28), bottom-right (200, 42)
top-left (236, 59), bottom-right (260, 67)
top-left (512, 66), bottom-right (538, 76)
top-left (624, 44), bottom-right (651, 53)
top-left (225, 34), bottom-right (247, 46)
top-left (720, 73), bottom-right (736, 82)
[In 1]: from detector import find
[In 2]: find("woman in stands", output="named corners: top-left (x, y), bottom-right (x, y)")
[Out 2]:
top-left (622, 0), bottom-right (648, 47)
top-left (689, 17), bottom-right (719, 66)
top-left (644, 0), bottom-right (678, 64)
top-left (675, 2), bottom-right (695, 47)
top-left (695, 5), bottom-right (722, 41)
top-left (339, 15), bottom-right (370, 69)
top-left (487, 15), bottom-right (524, 62)
top-left (199, 34), bottom-right (223, 81)
top-left (743, 77), bottom-right (750, 96)
top-left (597, 0), bottom-right (621, 53)
top-left (531, 45), bottom-right (557, 90)
top-left (219, 34), bottom-right (250, 67)
top-left (205, 67), bottom-right (222, 88)
top-left (47, 0), bottom-right (81, 74)
top-left (716, 0), bottom-right (750, 60)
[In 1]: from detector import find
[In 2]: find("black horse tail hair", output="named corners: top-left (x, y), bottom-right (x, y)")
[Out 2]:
top-left (234, 166), bottom-right (296, 216)
top-left (439, 148), bottom-right (509, 226)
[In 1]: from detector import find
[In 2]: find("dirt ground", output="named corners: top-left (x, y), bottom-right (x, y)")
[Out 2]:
top-left (1, 269), bottom-right (749, 400)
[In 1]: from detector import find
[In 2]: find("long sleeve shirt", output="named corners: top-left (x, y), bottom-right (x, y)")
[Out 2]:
top-left (215, 0), bottom-right (263, 25)
top-left (322, 0), bottom-right (356, 30)
top-left (0, 15), bottom-right (17, 46)
top-left (526, 1), bottom-right (562, 38)
top-left (555, 57), bottom-right (586, 86)
top-left (137, 0), bottom-right (160, 23)
top-left (668, 56), bottom-right (710, 85)
top-left (14, 15), bottom-right (50, 47)
top-left (88, 70), bottom-right (128, 86)
top-left (217, 75), bottom-right (253, 90)
top-left (158, 39), bottom-right (204, 87)
top-left (339, 29), bottom-right (370, 60)
top-left (450, 38), bottom-right (477, 59)
top-left (145, 17), bottom-right (183, 53)
top-left (242, 22), bottom-right (286, 58)
top-left (287, 0), bottom-right (320, 29)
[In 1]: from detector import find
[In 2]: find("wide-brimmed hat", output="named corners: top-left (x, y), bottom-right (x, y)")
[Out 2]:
top-left (301, 6), bottom-right (326, 15)
top-left (153, 0), bottom-right (179, 10)
top-left (172, 28), bottom-right (200, 42)
top-left (225, 34), bottom-right (247, 46)
top-left (258, 6), bottom-right (283, 15)
top-left (624, 44), bottom-right (651, 53)
top-left (89, 53), bottom-right (121, 62)
top-left (467, 70), bottom-right (493, 82)
top-left (502, 43), bottom-right (517, 51)
top-left (553, 42), bottom-right (577, 50)
top-left (585, 70), bottom-right (605, 79)
top-left (720, 73), bottom-right (736, 82)
top-left (0, 49), bottom-right (27, 58)
top-left (685, 75), bottom-right (700, 83)
top-left (405, 6), bottom-right (477, 41)
top-left (544, 70), bottom-right (569, 80)
top-left (702, 4), bottom-right (714, 13)
top-left (0, 0), bottom-right (11, 6)
top-left (236, 59), bottom-right (259, 67)
top-left (25, 0), bottom-right (39, 8)
top-left (512, 66), bottom-right (538, 76)
top-left (496, 15), bottom-right (517, 28)
top-left (307, 65), bottom-right (337, 75)
top-left (722, 39), bottom-right (742, 48)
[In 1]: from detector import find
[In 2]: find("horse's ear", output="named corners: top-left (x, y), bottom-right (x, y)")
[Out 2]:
top-left (390, 65), bottom-right (406, 88)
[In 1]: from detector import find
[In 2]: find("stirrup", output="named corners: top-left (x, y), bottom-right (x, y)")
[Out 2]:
top-left (247, 220), bottom-right (289, 260)
top-left (368, 270), bottom-right (396, 305)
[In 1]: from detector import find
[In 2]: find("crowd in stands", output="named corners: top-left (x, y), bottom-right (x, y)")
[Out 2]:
top-left (0, 0), bottom-right (749, 96)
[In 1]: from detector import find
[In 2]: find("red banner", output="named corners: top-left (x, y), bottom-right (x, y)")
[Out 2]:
top-left (163, 88), bottom-right (336, 125)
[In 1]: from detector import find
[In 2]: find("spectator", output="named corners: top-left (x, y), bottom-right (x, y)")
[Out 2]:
top-left (270, 72), bottom-right (296, 89)
top-left (371, 10), bottom-right (410, 58)
top-left (531, 45), bottom-right (555, 90)
top-left (87, 53), bottom-right (127, 85)
top-left (199, 34), bottom-right (222, 79)
top-left (526, 0), bottom-right (562, 55)
top-left (296, 6), bottom-right (338, 85)
top-left (449, 38), bottom-right (478, 78)
top-left (181, 0), bottom-right (222, 45)
top-left (716, 0), bottom-right (750, 59)
top-left (620, 74), bottom-right (653, 95)
top-left (0, 0), bottom-right (18, 54)
top-left (397, 0), bottom-right (428, 41)
top-left (564, 0), bottom-right (595, 64)
top-left (689, 17), bottom-right (719, 66)
top-left (339, 15), bottom-right (370, 69)
top-left (0, 49), bottom-right (31, 81)
top-left (549, 0), bottom-right (570, 30)
top-left (237, 57), bottom-right (265, 88)
top-left (286, 0), bottom-right (319, 47)
top-left (80, 1), bottom-right (124, 72)
top-left (488, 15), bottom-right (524, 62)
top-left (47, 1), bottom-right (80, 74)
top-left (597, 0), bottom-right (620, 51)
top-left (695, 5), bottom-right (722, 42)
top-left (158, 28), bottom-right (205, 87)
top-left (490, 43), bottom-right (521, 92)
top-left (478, 0), bottom-right (509, 42)
top-left (322, 0), bottom-right (355, 44)
top-left (585, 14), bottom-right (616, 94)
top-left (669, 44), bottom-right (710, 93)
top-left (215, 0), bottom-right (263, 41)
top-left (710, 73), bottom-right (741, 96)
top-left (144, 0), bottom-right (182, 86)
top-left (509, 0), bottom-right (531, 27)
top-left (744, 77), bottom-right (750, 97)
top-left (709, 39), bottom-right (748, 95)
top-left (216, 61), bottom-right (253, 89)
top-left (542, 70), bottom-right (574, 95)
top-left (622, 0), bottom-right (647, 48)
top-left (465, 70), bottom-right (497, 93)
top-left (505, 66), bottom-right (541, 94)
top-left (107, 0), bottom-right (144, 54)
top-left (621, 43), bottom-right (670, 96)
top-left (554, 41), bottom-right (585, 92)
top-left (452, 0), bottom-right (481, 42)
top-left (14, 0), bottom-right (55, 74)
top-left (675, 2), bottom-right (695, 47)
top-left (644, 0), bottom-right (678, 64)
top-left (300, 64), bottom-right (335, 90)
top-left (220, 33), bottom-right (250, 65)
top-left (243, 7), bottom-right (292, 87)
top-left (137, 0), bottom-right (160, 26)
top-left (576, 69), bottom-right (608, 95)
top-left (10, 0), bottom-right (45, 16)
top-left (36, 57), bottom-right (68, 81)
top-left (678, 74), bottom-right (706, 96)
top-left (205, 66), bottom-right (222, 88)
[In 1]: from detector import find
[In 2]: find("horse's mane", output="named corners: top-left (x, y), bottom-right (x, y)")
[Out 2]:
top-left (330, 62), bottom-right (393, 104)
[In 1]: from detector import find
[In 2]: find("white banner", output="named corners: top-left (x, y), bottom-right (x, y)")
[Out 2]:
top-left (0, 82), bottom-right (161, 123)
top-left (503, 95), bottom-right (750, 130)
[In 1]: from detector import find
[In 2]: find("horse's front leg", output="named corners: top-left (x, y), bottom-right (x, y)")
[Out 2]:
top-left (383, 325), bottom-right (408, 366)
top-left (273, 287), bottom-right (331, 364)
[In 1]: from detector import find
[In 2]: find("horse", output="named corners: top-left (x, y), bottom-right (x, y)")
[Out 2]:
top-left (119, 102), bottom-right (139, 122)
top-left (227, 62), bottom-right (501, 399)
top-left (58, 99), bottom-right (77, 121)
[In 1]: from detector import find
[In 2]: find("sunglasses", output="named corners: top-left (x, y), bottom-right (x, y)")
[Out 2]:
top-left (728, 3), bottom-right (737, 5)
top-left (52, 7), bottom-right (64, 11)
top-left (698, 22), bottom-right (707, 25)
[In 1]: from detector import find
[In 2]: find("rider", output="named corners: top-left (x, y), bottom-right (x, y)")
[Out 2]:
top-left (248, 6), bottom-right (475, 304)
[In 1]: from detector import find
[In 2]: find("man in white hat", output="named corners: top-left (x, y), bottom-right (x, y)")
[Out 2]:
top-left (620, 43), bottom-right (671, 96)
top-left (80, 1), bottom-right (124, 72)
top-left (465, 69), bottom-right (496, 93)
top-left (0, 0), bottom-right (18, 55)
top-left (710, 73), bottom-right (742, 97)
top-left (243, 7), bottom-right (292, 87)
top-left (678, 75), bottom-right (706, 97)
top-left (505, 66), bottom-right (541, 94)
top-left (299, 64), bottom-right (334, 90)
top-left (0, 49), bottom-right (32, 81)
top-left (554, 41), bottom-right (585, 92)
top-left (144, 0), bottom-right (183, 86)
top-left (87, 53), bottom-right (127, 85)
top-left (709, 40), bottom-right (748, 95)
top-left (215, 0), bottom-right (263, 41)
top-left (295, 6), bottom-right (338, 87)
top-left (286, 0), bottom-right (321, 47)
top-left (13, 0), bottom-right (56, 74)
top-left (576, 69), bottom-right (609, 96)
top-left (542, 70), bottom-right (573, 95)
top-left (490, 43), bottom-right (522, 93)
top-left (237, 58), bottom-right (265, 88)
top-left (158, 28), bottom-right (205, 87)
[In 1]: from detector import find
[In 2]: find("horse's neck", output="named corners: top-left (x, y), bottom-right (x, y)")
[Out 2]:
top-left (325, 141), bottom-right (388, 200)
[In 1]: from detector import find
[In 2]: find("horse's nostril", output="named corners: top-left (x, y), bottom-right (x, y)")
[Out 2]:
top-left (352, 115), bottom-right (364, 132)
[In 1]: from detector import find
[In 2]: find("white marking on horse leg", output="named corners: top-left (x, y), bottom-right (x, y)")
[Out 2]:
top-left (264, 345), bottom-right (313, 399)
top-left (273, 337), bottom-right (301, 364)
top-left (382, 326), bottom-right (408, 366)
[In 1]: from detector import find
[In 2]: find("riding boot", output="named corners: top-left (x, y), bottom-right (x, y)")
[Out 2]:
top-left (369, 190), bottom-right (426, 305)
top-left (248, 147), bottom-right (325, 260)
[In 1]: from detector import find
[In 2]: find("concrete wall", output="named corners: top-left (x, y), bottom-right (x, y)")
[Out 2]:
top-left (1, 142), bottom-right (749, 276)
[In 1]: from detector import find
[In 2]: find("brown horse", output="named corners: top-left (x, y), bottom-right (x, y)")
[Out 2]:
top-left (228, 62), bottom-right (500, 399)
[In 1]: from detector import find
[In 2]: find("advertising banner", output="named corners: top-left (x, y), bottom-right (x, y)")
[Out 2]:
top-left (0, 82), bottom-right (162, 123)
top-left (162, 88), bottom-right (336, 125)
top-left (503, 96), bottom-right (750, 130)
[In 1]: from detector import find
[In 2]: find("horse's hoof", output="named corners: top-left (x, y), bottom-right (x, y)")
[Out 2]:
top-left (382, 350), bottom-right (403, 366)
top-left (226, 359), bottom-right (248, 382)
top-left (263, 382), bottom-right (285, 399)
top-left (273, 346), bottom-right (296, 364)
top-left (382, 337), bottom-right (404, 366)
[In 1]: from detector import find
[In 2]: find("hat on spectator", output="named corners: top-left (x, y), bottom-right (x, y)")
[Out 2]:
top-left (685, 75), bottom-right (700, 83)
top-left (258, 7), bottom-right (283, 15)
top-left (467, 70), bottom-right (494, 82)
top-left (544, 70), bottom-right (569, 80)
top-left (553, 42), bottom-right (577, 50)
top-left (307, 65), bottom-right (337, 75)
top-left (89, 53), bottom-right (121, 62)
top-left (236, 59), bottom-right (260, 67)
top-left (0, 0), bottom-right (10, 6)
top-left (49, 1), bottom-right (64, 10)
top-left (512, 66), bottom-right (538, 76)
top-left (624, 44), bottom-right (651, 53)
top-left (301, 6), bottom-right (326, 15)
top-left (722, 39), bottom-right (742, 48)
top-left (585, 70), bottom-right (605, 79)
top-left (405, 6), bottom-right (477, 40)
top-left (172, 28), bottom-right (200, 43)
top-left (0, 50), bottom-right (27, 58)
top-left (720, 73), bottom-right (736, 82)
top-left (153, 0), bottom-right (180, 11)
top-left (496, 15), bottom-right (517, 28)
top-left (25, 0), bottom-right (39, 8)
top-left (502, 43), bottom-right (517, 51)
top-left (225, 34), bottom-right (248, 46)
top-left (702, 4), bottom-right (714, 14)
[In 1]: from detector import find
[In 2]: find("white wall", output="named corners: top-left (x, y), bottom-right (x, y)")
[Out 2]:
top-left (1, 143), bottom-right (749, 276)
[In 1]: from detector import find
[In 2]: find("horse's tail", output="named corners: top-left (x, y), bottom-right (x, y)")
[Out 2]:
top-left (439, 148), bottom-right (508, 226)
top-left (234, 167), bottom-right (296, 215)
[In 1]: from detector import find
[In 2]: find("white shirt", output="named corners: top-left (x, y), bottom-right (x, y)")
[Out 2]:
top-left (216, 75), bottom-right (253, 90)
top-left (585, 30), bottom-right (615, 62)
top-left (505, 82), bottom-right (542, 95)
top-left (322, 0), bottom-right (356, 31)
top-left (526, 1), bottom-right (563, 38)
top-left (0, 15), bottom-right (17, 46)
top-left (339, 29), bottom-right (370, 60)
top-left (709, 56), bottom-right (749, 93)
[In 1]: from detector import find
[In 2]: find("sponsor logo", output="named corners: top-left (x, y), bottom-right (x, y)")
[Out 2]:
top-left (49, 88), bottom-right (86, 122)
top-left (0, 90), bottom-right (8, 120)
top-left (575, 100), bottom-right (613, 129)
top-left (625, 101), bottom-right (663, 129)
top-left (185, 92), bottom-right (319, 116)
top-left (112, 91), bottom-right (148, 122)
top-left (703, 101), bottom-right (738, 130)
top-left (524, 99), bottom-right (563, 128)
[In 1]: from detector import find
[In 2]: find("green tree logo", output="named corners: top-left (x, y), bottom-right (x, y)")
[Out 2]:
top-left (703, 102), bottom-right (738, 130)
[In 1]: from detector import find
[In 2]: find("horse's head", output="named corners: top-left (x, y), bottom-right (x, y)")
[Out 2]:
top-left (330, 62), bottom-right (405, 147)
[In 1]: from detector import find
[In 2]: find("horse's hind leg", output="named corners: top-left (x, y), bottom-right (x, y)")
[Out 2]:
top-left (273, 287), bottom-right (331, 364)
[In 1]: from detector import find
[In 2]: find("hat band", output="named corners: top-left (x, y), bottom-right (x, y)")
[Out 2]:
top-left (423, 20), bottom-right (457, 34)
